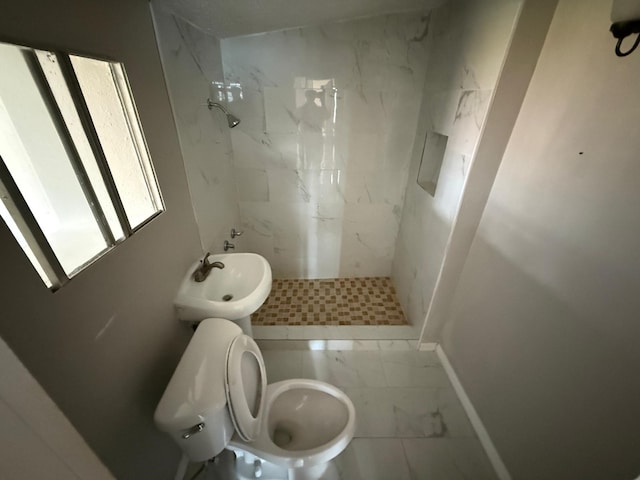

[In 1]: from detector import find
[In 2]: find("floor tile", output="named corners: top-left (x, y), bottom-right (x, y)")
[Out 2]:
top-left (253, 277), bottom-right (407, 326)
top-left (180, 347), bottom-right (497, 480)
top-left (261, 350), bottom-right (303, 382)
top-left (380, 350), bottom-right (450, 388)
top-left (334, 439), bottom-right (411, 480)
top-left (378, 339), bottom-right (419, 350)
top-left (345, 387), bottom-right (476, 438)
top-left (402, 438), bottom-right (498, 480)
top-left (301, 350), bottom-right (387, 387)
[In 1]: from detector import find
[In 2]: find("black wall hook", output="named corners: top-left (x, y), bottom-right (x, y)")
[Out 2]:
top-left (610, 20), bottom-right (640, 56)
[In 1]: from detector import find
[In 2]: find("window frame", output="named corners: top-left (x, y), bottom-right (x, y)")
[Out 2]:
top-left (0, 38), bottom-right (164, 291)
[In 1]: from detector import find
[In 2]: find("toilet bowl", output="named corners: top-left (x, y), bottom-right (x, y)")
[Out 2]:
top-left (154, 318), bottom-right (355, 480)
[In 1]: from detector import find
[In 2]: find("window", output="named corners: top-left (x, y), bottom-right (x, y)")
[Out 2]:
top-left (0, 41), bottom-right (164, 290)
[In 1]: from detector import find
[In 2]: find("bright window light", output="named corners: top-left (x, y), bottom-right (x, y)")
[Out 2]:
top-left (0, 41), bottom-right (164, 290)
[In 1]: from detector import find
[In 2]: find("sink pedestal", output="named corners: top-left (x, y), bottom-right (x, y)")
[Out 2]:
top-left (236, 316), bottom-right (252, 336)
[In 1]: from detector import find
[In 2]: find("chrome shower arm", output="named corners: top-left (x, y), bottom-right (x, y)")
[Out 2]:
top-left (206, 99), bottom-right (229, 114)
top-left (206, 99), bottom-right (240, 128)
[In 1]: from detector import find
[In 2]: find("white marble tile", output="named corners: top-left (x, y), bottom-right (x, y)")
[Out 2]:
top-left (230, 129), bottom-right (282, 170)
top-left (427, 1), bottom-right (521, 92)
top-left (422, 88), bottom-right (460, 137)
top-left (269, 253), bottom-right (340, 279)
top-left (338, 204), bottom-right (399, 276)
top-left (253, 326), bottom-right (331, 340)
top-left (267, 203), bottom-right (324, 248)
top-left (322, 340), bottom-right (381, 351)
top-left (235, 228), bottom-right (275, 259)
top-left (234, 168), bottom-right (269, 201)
top-left (380, 350), bottom-right (450, 388)
top-left (342, 168), bottom-right (407, 206)
top-left (334, 439), bottom-right (411, 480)
top-left (266, 169), bottom-right (308, 203)
top-left (345, 387), bottom-right (476, 438)
top-left (261, 350), bottom-right (303, 383)
top-left (257, 339), bottom-right (422, 352)
top-left (391, 0), bottom-right (521, 327)
top-left (301, 351), bottom-right (387, 387)
top-left (285, 326), bottom-right (339, 340)
top-left (402, 438), bottom-right (498, 480)
top-left (375, 325), bottom-right (421, 339)
top-left (256, 340), bottom-right (380, 351)
top-left (305, 170), bottom-right (345, 204)
top-left (252, 325), bottom-right (420, 340)
top-left (238, 201), bottom-right (273, 233)
top-left (377, 339), bottom-right (418, 351)
top-left (448, 89), bottom-right (493, 157)
top-left (257, 202), bottom-right (345, 276)
top-left (252, 326), bottom-right (290, 339)
top-left (225, 87), bottom-right (265, 132)
top-left (264, 86), bottom-right (338, 135)
top-left (222, 14), bottom-right (429, 93)
top-left (220, 13), bottom-right (431, 277)
top-left (153, 10), bottom-right (239, 252)
top-left (337, 130), bottom-right (414, 174)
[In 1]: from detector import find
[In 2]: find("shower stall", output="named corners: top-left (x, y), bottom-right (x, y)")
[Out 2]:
top-left (151, 0), bottom-right (522, 337)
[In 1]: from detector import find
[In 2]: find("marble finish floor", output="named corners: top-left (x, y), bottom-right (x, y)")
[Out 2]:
top-left (183, 342), bottom-right (497, 480)
top-left (252, 277), bottom-right (407, 326)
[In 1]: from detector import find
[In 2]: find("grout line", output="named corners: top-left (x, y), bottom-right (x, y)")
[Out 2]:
top-left (436, 345), bottom-right (512, 480)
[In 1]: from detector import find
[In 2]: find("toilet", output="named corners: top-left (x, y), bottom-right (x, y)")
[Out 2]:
top-left (154, 318), bottom-right (356, 480)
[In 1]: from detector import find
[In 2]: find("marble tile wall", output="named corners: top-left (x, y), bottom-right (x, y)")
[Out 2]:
top-left (221, 14), bottom-right (431, 278)
top-left (152, 6), bottom-right (240, 253)
top-left (392, 0), bottom-right (522, 326)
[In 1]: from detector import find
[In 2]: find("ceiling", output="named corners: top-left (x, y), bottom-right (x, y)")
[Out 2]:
top-left (153, 0), bottom-right (445, 38)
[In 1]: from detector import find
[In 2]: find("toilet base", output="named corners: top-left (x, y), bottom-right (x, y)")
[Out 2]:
top-left (288, 461), bottom-right (339, 480)
top-left (230, 449), bottom-right (339, 480)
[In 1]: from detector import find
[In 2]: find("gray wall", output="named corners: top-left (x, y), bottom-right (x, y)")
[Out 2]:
top-left (0, 0), bottom-right (202, 478)
top-left (443, 0), bottom-right (640, 478)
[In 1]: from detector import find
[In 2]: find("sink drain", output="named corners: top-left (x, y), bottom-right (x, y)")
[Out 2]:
top-left (222, 294), bottom-right (233, 302)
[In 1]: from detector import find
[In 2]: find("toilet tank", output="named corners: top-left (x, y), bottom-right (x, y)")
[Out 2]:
top-left (154, 318), bottom-right (243, 461)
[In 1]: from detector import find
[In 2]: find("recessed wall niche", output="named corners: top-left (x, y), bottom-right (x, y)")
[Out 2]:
top-left (417, 131), bottom-right (448, 196)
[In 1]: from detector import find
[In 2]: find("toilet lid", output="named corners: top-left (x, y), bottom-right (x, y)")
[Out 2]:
top-left (224, 334), bottom-right (267, 442)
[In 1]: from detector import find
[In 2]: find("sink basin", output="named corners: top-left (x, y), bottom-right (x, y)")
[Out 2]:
top-left (175, 253), bottom-right (272, 330)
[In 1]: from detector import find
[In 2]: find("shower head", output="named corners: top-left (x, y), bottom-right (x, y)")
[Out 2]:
top-left (226, 113), bottom-right (240, 128)
top-left (206, 99), bottom-right (241, 128)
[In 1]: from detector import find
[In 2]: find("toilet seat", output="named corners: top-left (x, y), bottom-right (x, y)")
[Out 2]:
top-left (224, 334), bottom-right (267, 442)
top-left (228, 378), bottom-right (356, 469)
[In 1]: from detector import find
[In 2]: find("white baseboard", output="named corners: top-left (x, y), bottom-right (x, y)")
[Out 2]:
top-left (436, 345), bottom-right (512, 480)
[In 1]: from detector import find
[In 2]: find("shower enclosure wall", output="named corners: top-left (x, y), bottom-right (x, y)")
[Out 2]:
top-left (220, 15), bottom-right (429, 279)
top-left (152, 0), bottom-right (522, 329)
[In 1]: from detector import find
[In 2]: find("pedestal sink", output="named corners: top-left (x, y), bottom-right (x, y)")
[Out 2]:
top-left (175, 253), bottom-right (272, 336)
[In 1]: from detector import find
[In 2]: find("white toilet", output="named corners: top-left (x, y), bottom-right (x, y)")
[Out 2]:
top-left (154, 318), bottom-right (356, 480)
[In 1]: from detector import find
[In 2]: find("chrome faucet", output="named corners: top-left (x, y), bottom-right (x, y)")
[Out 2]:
top-left (192, 252), bottom-right (224, 282)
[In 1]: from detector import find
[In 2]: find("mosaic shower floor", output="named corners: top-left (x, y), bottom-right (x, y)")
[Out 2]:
top-left (252, 277), bottom-right (407, 326)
